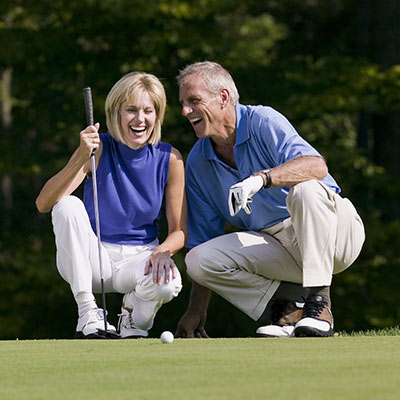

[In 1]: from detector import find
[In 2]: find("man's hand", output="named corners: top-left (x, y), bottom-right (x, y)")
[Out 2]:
top-left (228, 175), bottom-right (264, 216)
top-left (175, 310), bottom-right (209, 338)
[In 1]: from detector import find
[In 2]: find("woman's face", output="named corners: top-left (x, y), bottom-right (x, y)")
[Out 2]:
top-left (119, 90), bottom-right (156, 149)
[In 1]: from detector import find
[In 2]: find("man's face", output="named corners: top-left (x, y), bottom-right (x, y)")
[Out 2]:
top-left (179, 74), bottom-right (224, 139)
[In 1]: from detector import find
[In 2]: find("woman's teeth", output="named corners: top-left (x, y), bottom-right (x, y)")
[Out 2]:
top-left (130, 126), bottom-right (146, 133)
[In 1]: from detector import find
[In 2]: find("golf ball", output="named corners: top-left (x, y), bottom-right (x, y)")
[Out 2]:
top-left (160, 331), bottom-right (174, 343)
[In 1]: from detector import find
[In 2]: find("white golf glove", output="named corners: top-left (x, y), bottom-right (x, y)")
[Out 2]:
top-left (228, 175), bottom-right (264, 217)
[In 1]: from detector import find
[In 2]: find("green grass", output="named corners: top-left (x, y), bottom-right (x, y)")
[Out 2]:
top-left (1, 336), bottom-right (399, 400)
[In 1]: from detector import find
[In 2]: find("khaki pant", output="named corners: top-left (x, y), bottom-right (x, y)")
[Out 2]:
top-left (185, 180), bottom-right (365, 321)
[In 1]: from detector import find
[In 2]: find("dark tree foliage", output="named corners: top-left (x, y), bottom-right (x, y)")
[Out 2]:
top-left (0, 0), bottom-right (399, 339)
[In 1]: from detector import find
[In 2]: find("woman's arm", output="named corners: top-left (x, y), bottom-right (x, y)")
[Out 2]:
top-left (35, 123), bottom-right (102, 213)
top-left (145, 146), bottom-right (188, 284)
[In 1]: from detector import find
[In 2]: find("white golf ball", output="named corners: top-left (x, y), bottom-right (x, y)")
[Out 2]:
top-left (160, 331), bottom-right (174, 344)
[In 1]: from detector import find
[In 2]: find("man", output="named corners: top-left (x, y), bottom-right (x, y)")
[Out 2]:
top-left (174, 61), bottom-right (365, 338)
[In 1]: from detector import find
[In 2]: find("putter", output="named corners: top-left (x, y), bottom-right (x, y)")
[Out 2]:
top-left (83, 87), bottom-right (119, 339)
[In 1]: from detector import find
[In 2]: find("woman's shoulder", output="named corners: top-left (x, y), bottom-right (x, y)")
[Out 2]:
top-left (99, 132), bottom-right (114, 147)
top-left (154, 142), bottom-right (183, 165)
top-left (154, 141), bottom-right (172, 153)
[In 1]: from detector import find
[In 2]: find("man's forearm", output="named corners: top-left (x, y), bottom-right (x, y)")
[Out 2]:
top-left (187, 281), bottom-right (211, 314)
top-left (266, 156), bottom-right (328, 188)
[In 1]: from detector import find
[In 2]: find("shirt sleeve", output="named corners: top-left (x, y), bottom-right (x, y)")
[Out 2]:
top-left (254, 108), bottom-right (323, 166)
top-left (249, 107), bottom-right (340, 193)
top-left (185, 165), bottom-right (226, 248)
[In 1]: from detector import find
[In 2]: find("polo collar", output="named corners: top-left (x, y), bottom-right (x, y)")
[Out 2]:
top-left (235, 104), bottom-right (250, 145)
top-left (201, 104), bottom-right (249, 161)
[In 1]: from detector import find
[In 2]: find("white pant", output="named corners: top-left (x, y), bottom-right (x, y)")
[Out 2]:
top-left (51, 196), bottom-right (182, 331)
top-left (186, 180), bottom-right (365, 321)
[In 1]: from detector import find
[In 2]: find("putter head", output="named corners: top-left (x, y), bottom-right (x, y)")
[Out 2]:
top-left (74, 329), bottom-right (120, 340)
top-left (96, 329), bottom-right (121, 339)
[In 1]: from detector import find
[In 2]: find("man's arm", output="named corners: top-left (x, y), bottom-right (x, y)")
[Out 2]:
top-left (266, 156), bottom-right (328, 187)
top-left (229, 156), bottom-right (328, 217)
top-left (175, 281), bottom-right (211, 338)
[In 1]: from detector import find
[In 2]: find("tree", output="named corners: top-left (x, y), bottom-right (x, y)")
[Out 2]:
top-left (0, 0), bottom-right (399, 339)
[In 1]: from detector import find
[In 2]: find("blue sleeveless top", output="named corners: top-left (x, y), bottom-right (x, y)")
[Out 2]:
top-left (83, 133), bottom-right (171, 245)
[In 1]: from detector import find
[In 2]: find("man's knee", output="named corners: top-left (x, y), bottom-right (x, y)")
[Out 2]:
top-left (287, 180), bottom-right (334, 218)
top-left (185, 246), bottom-right (206, 284)
top-left (287, 180), bottom-right (322, 206)
top-left (185, 245), bottom-right (221, 285)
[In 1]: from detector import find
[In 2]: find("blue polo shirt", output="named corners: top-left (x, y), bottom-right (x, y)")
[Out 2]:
top-left (185, 104), bottom-right (340, 248)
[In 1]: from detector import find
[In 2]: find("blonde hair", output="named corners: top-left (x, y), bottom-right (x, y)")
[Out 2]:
top-left (177, 61), bottom-right (239, 105)
top-left (105, 72), bottom-right (166, 145)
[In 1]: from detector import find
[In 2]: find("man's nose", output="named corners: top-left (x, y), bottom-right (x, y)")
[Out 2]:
top-left (181, 104), bottom-right (192, 116)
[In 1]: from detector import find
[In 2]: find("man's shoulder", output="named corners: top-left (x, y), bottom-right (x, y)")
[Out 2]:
top-left (241, 104), bottom-right (296, 139)
top-left (244, 104), bottom-right (285, 122)
top-left (238, 104), bottom-right (287, 132)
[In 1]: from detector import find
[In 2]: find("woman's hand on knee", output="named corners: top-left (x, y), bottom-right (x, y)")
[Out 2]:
top-left (144, 250), bottom-right (177, 285)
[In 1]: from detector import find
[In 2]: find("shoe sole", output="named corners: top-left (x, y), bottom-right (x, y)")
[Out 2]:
top-left (294, 326), bottom-right (334, 337)
top-left (256, 333), bottom-right (292, 338)
top-left (120, 335), bottom-right (147, 339)
top-left (75, 329), bottom-right (120, 339)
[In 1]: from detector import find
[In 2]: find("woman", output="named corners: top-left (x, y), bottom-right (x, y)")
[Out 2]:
top-left (36, 72), bottom-right (187, 338)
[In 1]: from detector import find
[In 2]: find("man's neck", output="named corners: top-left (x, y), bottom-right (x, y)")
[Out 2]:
top-left (210, 104), bottom-right (237, 169)
top-left (212, 131), bottom-right (237, 169)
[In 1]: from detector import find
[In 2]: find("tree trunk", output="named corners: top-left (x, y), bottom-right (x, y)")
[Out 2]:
top-left (1, 67), bottom-right (13, 223)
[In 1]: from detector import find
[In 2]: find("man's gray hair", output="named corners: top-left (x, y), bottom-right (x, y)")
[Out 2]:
top-left (177, 61), bottom-right (240, 105)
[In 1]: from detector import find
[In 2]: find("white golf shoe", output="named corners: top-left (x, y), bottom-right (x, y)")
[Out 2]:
top-left (256, 324), bottom-right (295, 338)
top-left (294, 295), bottom-right (334, 337)
top-left (118, 308), bottom-right (148, 338)
top-left (75, 308), bottom-right (118, 339)
top-left (256, 300), bottom-right (304, 338)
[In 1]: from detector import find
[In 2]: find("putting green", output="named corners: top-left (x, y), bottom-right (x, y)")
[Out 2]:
top-left (0, 336), bottom-right (399, 399)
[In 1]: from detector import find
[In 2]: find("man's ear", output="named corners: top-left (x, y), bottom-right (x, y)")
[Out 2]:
top-left (220, 89), bottom-right (230, 107)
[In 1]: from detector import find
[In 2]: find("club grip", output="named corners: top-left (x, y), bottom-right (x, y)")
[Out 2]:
top-left (83, 87), bottom-right (94, 126)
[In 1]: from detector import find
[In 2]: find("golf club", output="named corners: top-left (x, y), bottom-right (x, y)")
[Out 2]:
top-left (83, 87), bottom-right (119, 339)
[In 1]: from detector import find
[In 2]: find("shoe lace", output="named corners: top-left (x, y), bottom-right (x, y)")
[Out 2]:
top-left (90, 308), bottom-right (105, 321)
top-left (303, 296), bottom-right (328, 318)
top-left (117, 310), bottom-right (135, 331)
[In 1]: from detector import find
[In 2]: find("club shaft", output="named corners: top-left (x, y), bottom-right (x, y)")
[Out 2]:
top-left (91, 154), bottom-right (107, 333)
top-left (84, 86), bottom-right (108, 334)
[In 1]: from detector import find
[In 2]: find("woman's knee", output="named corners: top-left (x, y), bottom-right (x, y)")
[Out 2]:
top-left (136, 273), bottom-right (182, 303)
top-left (52, 195), bottom-right (86, 218)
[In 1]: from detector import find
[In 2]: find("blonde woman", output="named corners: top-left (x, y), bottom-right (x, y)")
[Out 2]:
top-left (36, 72), bottom-right (187, 338)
